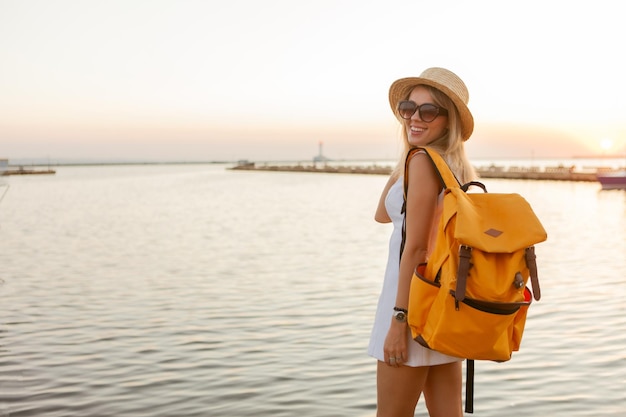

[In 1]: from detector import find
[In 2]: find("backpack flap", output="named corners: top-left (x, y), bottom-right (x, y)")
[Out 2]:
top-left (452, 188), bottom-right (546, 302)
top-left (452, 189), bottom-right (547, 253)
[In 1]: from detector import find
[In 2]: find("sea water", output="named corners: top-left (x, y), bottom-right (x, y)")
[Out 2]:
top-left (0, 163), bottom-right (624, 416)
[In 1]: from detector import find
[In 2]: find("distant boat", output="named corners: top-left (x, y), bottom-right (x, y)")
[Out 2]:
top-left (597, 170), bottom-right (626, 190)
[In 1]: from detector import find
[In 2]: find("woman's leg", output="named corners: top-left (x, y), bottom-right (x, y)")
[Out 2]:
top-left (423, 361), bottom-right (463, 417)
top-left (376, 360), bottom-right (428, 417)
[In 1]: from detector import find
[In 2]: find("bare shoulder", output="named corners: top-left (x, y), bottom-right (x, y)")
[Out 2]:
top-left (406, 151), bottom-right (439, 193)
top-left (407, 151), bottom-right (436, 178)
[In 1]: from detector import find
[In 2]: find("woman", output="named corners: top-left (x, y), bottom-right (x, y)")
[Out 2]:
top-left (367, 67), bottom-right (476, 417)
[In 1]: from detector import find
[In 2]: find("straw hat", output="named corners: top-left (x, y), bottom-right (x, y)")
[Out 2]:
top-left (388, 67), bottom-right (474, 141)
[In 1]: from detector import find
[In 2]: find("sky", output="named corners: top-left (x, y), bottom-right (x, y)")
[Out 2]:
top-left (1, 0), bottom-right (626, 162)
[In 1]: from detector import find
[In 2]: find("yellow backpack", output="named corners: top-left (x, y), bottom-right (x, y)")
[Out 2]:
top-left (403, 147), bottom-right (547, 413)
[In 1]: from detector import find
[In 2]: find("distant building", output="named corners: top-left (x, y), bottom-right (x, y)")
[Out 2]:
top-left (236, 159), bottom-right (255, 168)
top-left (313, 142), bottom-right (330, 163)
top-left (0, 159), bottom-right (7, 174)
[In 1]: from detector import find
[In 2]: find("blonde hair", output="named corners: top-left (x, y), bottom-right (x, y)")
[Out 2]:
top-left (391, 85), bottom-right (476, 184)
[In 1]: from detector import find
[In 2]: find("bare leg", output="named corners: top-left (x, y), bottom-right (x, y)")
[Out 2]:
top-left (423, 361), bottom-right (463, 417)
top-left (376, 360), bottom-right (428, 417)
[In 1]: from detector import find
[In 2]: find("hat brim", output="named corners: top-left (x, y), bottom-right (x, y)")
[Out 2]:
top-left (389, 77), bottom-right (474, 141)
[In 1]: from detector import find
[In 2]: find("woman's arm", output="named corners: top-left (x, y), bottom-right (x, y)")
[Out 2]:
top-left (384, 152), bottom-right (440, 365)
top-left (396, 153), bottom-right (439, 309)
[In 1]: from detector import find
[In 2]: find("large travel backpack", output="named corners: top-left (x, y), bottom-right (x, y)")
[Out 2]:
top-left (402, 147), bottom-right (547, 413)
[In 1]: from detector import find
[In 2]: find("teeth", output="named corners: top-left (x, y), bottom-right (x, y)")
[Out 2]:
top-left (411, 127), bottom-right (425, 133)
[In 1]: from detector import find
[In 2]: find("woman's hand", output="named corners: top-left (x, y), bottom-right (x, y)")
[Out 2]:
top-left (383, 320), bottom-right (408, 367)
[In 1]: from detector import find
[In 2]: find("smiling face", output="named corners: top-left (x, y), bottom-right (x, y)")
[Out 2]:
top-left (403, 85), bottom-right (449, 147)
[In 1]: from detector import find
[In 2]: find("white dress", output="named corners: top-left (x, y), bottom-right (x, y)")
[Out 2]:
top-left (367, 177), bottom-right (461, 367)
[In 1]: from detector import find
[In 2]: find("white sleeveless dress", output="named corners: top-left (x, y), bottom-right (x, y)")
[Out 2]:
top-left (367, 177), bottom-right (461, 366)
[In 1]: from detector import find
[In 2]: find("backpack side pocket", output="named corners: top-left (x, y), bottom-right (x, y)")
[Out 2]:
top-left (408, 263), bottom-right (440, 339)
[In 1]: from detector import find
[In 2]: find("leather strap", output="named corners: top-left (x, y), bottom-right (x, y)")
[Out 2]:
top-left (456, 245), bottom-right (472, 302)
top-left (525, 246), bottom-right (541, 301)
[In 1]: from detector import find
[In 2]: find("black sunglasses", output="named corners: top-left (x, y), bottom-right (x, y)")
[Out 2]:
top-left (397, 100), bottom-right (448, 122)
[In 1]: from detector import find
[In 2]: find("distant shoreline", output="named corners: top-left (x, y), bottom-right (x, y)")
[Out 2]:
top-left (2, 152), bottom-right (624, 168)
top-left (229, 161), bottom-right (624, 182)
top-left (3, 161), bottom-right (231, 167)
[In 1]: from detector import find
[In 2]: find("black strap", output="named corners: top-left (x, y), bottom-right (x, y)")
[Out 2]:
top-left (466, 359), bottom-right (474, 413)
top-left (400, 148), bottom-right (424, 262)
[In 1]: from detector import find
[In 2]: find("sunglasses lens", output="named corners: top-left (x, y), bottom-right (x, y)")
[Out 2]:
top-left (419, 104), bottom-right (439, 122)
top-left (398, 101), bottom-right (417, 119)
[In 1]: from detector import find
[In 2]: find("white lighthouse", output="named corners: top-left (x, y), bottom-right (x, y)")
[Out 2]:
top-left (313, 141), bottom-right (329, 163)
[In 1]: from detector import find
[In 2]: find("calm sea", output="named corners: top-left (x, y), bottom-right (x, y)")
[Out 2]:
top-left (0, 162), bottom-right (624, 417)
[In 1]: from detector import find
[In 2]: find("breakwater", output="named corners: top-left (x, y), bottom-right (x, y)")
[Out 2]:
top-left (476, 165), bottom-right (599, 182)
top-left (230, 162), bottom-right (392, 176)
top-left (1, 167), bottom-right (56, 176)
top-left (229, 162), bottom-right (609, 182)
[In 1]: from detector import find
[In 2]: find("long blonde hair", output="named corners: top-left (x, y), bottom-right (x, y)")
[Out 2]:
top-left (392, 85), bottom-right (476, 184)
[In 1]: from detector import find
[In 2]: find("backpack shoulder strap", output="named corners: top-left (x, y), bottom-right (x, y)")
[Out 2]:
top-left (420, 146), bottom-right (462, 190)
top-left (400, 146), bottom-right (461, 260)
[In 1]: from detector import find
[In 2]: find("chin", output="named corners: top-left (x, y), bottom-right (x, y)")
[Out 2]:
top-left (408, 139), bottom-right (430, 147)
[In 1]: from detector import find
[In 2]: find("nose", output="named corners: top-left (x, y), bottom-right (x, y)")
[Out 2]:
top-left (410, 108), bottom-right (423, 122)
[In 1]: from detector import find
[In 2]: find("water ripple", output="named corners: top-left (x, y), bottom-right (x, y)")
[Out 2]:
top-left (1, 167), bottom-right (625, 416)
